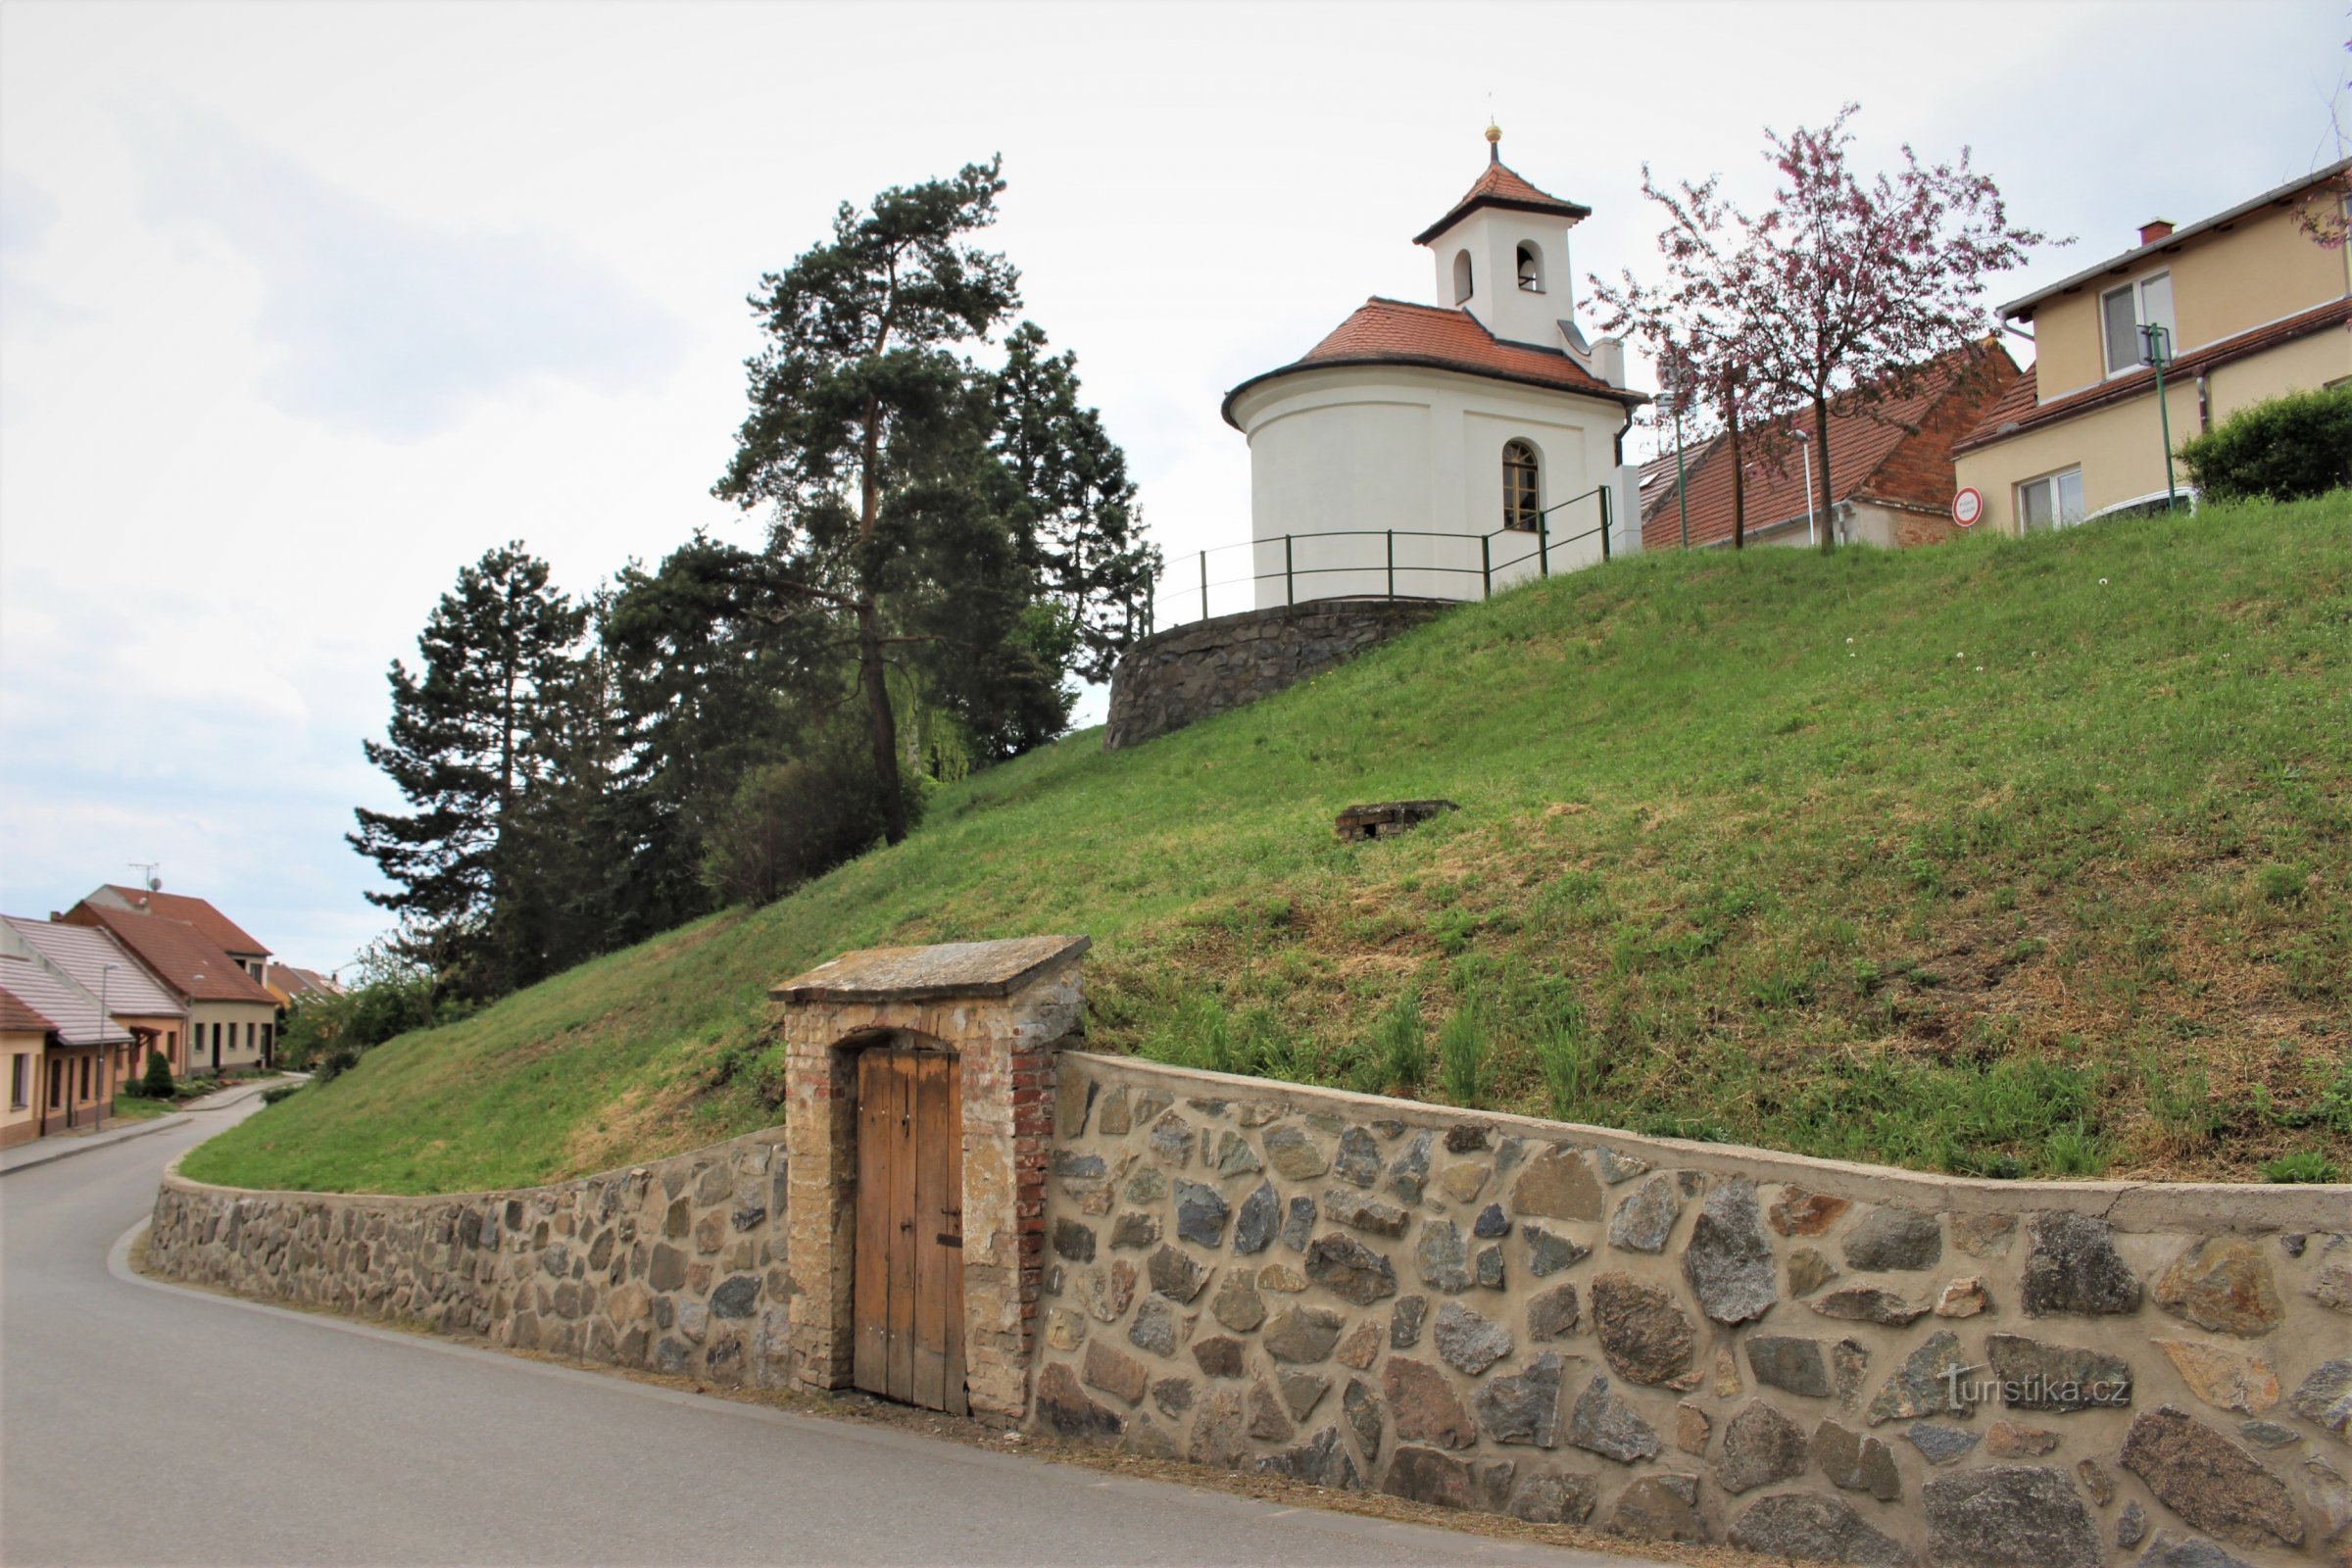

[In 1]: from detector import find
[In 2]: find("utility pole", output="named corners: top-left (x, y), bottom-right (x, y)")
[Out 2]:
top-left (1673, 393), bottom-right (1690, 550)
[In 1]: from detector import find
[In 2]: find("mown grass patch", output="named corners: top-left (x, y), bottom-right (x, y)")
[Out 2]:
top-left (187, 495), bottom-right (2351, 1194)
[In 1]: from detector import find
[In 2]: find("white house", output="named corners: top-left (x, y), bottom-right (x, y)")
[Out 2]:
top-left (1222, 129), bottom-right (1648, 611)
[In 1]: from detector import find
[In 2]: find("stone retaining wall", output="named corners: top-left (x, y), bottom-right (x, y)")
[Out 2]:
top-left (147, 1128), bottom-right (791, 1389)
top-left (1102, 598), bottom-right (1445, 751)
top-left (1032, 1053), bottom-right (2352, 1567)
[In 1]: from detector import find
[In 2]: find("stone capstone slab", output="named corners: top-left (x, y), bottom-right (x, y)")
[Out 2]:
top-left (769, 934), bottom-right (1090, 1003)
top-left (1921, 1463), bottom-right (2104, 1568)
top-left (2119, 1404), bottom-right (2304, 1549)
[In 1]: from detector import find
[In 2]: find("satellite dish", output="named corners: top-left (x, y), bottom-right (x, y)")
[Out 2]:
top-left (149, 875), bottom-right (163, 892)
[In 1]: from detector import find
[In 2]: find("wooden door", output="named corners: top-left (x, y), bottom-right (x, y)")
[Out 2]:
top-left (853, 1043), bottom-right (966, 1414)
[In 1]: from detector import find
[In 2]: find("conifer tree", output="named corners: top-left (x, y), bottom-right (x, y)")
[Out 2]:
top-left (349, 542), bottom-right (588, 995)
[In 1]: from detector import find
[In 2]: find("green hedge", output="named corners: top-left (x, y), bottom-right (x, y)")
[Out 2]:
top-left (2180, 384), bottom-right (2352, 504)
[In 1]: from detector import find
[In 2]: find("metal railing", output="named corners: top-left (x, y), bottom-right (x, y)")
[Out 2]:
top-left (1140, 484), bottom-right (1616, 634)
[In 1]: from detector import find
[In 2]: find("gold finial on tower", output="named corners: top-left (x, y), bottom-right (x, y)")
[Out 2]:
top-left (1485, 121), bottom-right (1501, 163)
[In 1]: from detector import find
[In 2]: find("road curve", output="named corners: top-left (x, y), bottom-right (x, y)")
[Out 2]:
top-left (0, 1105), bottom-right (1657, 1568)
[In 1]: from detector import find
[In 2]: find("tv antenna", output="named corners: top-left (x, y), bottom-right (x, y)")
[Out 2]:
top-left (128, 861), bottom-right (162, 892)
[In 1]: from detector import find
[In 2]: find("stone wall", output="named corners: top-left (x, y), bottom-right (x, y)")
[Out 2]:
top-left (147, 1128), bottom-right (791, 1388)
top-left (1032, 1052), bottom-right (2352, 1567)
top-left (1102, 599), bottom-right (1445, 752)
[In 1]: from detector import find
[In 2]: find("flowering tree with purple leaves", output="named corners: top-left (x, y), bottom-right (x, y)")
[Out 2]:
top-left (1596, 105), bottom-right (2056, 552)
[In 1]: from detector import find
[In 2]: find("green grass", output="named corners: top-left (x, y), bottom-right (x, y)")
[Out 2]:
top-left (110, 1094), bottom-right (175, 1122)
top-left (186, 495), bottom-right (2352, 1195)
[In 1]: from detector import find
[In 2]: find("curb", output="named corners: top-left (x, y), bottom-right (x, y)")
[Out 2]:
top-left (0, 1111), bottom-right (189, 1176)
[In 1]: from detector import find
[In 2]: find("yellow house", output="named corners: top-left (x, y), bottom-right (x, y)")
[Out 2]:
top-left (1954, 160), bottom-right (2351, 530)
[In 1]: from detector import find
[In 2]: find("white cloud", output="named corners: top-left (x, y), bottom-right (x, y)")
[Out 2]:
top-left (135, 112), bottom-right (687, 440)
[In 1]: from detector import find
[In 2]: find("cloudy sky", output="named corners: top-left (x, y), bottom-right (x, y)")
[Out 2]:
top-left (2, 1), bottom-right (2342, 971)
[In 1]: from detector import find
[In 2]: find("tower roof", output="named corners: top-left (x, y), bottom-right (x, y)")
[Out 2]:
top-left (1222, 298), bottom-right (1645, 427)
top-left (1414, 160), bottom-right (1592, 246)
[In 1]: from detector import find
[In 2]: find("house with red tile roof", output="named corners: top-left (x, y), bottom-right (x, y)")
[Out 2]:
top-left (1641, 345), bottom-right (2022, 552)
top-left (2, 914), bottom-right (189, 1079)
top-left (1953, 161), bottom-right (2350, 531)
top-left (61, 903), bottom-right (279, 1075)
top-left (0, 955), bottom-right (133, 1146)
top-left (81, 884), bottom-right (271, 981)
top-left (1221, 128), bottom-right (1649, 609)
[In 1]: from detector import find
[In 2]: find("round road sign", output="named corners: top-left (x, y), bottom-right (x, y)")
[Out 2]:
top-left (1951, 487), bottom-right (1984, 528)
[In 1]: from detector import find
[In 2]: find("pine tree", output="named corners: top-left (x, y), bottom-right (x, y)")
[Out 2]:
top-left (993, 322), bottom-right (1160, 682)
top-left (349, 542), bottom-right (588, 996)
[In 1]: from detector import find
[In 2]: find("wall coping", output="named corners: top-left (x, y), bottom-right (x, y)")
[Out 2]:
top-left (156, 1124), bottom-right (790, 1209)
top-left (1061, 1051), bottom-right (2352, 1233)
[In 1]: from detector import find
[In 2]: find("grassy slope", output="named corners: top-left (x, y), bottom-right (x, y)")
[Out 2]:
top-left (190, 497), bottom-right (2352, 1195)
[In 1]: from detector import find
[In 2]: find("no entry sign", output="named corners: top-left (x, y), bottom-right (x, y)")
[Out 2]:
top-left (1951, 487), bottom-right (1984, 528)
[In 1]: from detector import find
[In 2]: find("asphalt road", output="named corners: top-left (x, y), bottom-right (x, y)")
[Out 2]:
top-left (0, 1104), bottom-right (1656, 1568)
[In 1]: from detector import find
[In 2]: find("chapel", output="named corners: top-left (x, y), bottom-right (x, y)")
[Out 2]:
top-left (1222, 128), bottom-right (1649, 608)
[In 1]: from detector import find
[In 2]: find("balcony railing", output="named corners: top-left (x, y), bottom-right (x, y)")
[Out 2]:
top-left (1141, 484), bottom-right (1616, 634)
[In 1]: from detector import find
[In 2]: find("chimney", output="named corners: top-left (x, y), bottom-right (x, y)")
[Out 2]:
top-left (2138, 219), bottom-right (2175, 247)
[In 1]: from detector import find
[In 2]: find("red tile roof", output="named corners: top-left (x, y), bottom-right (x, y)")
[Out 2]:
top-left (0, 982), bottom-right (59, 1037)
top-left (1641, 345), bottom-right (2020, 551)
top-left (1954, 298), bottom-right (2352, 455)
top-left (0, 957), bottom-right (130, 1046)
top-left (88, 885), bottom-right (270, 957)
top-left (1414, 159), bottom-right (1592, 245)
top-left (63, 906), bottom-right (278, 1006)
top-left (2, 916), bottom-right (185, 1018)
top-left (1223, 298), bottom-right (1645, 427)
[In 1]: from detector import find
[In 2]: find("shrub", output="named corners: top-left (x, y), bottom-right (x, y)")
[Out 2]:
top-left (1437, 1005), bottom-right (1488, 1108)
top-left (2178, 385), bottom-right (2352, 504)
top-left (1371, 989), bottom-right (1426, 1094)
top-left (260, 1083), bottom-right (303, 1106)
top-left (141, 1049), bottom-right (174, 1101)
top-left (701, 740), bottom-right (927, 909)
top-left (2260, 1149), bottom-right (2341, 1184)
top-left (1536, 1006), bottom-right (1602, 1120)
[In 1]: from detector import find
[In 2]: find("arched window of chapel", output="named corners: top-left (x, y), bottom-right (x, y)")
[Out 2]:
top-left (1516, 242), bottom-right (1545, 293)
top-left (1502, 441), bottom-right (1542, 531)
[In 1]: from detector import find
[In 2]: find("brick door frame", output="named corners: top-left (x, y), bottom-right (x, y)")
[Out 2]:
top-left (774, 937), bottom-right (1086, 1425)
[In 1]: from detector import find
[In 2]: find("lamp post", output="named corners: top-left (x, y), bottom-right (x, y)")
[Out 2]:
top-left (1793, 427), bottom-right (1820, 548)
top-left (99, 961), bottom-right (116, 1125)
top-left (2141, 322), bottom-right (2180, 514)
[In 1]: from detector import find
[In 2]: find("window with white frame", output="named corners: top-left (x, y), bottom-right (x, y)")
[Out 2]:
top-left (2018, 467), bottom-right (2085, 532)
top-left (2102, 271), bottom-right (2176, 375)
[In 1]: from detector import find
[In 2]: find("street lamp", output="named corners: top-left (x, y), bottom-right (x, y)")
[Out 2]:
top-left (1792, 427), bottom-right (1821, 548)
top-left (2141, 322), bottom-right (2180, 514)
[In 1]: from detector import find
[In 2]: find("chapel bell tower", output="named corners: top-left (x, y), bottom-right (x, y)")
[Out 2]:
top-left (1415, 124), bottom-right (1592, 354)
